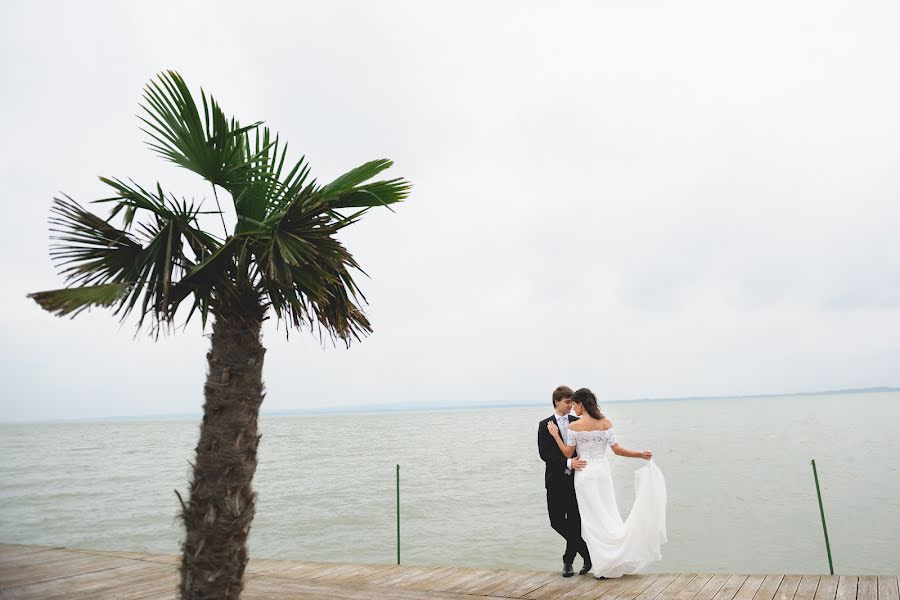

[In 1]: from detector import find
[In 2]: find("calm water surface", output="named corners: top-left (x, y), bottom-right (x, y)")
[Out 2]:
top-left (1, 391), bottom-right (898, 574)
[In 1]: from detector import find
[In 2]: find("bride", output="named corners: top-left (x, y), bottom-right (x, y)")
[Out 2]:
top-left (547, 388), bottom-right (667, 579)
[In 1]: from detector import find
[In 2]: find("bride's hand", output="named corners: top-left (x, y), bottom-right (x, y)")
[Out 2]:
top-left (641, 450), bottom-right (653, 460)
top-left (547, 421), bottom-right (559, 437)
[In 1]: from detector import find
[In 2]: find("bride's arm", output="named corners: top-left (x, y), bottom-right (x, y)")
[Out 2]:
top-left (610, 443), bottom-right (652, 460)
top-left (546, 421), bottom-right (576, 457)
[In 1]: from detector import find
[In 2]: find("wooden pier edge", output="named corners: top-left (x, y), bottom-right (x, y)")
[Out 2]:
top-left (0, 544), bottom-right (897, 600)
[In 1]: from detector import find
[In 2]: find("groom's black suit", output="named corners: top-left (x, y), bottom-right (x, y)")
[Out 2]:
top-left (538, 414), bottom-right (590, 566)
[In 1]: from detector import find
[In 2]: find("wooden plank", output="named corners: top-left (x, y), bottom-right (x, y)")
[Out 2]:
top-left (674, 575), bottom-right (717, 600)
top-left (522, 571), bottom-right (585, 599)
top-left (694, 574), bottom-right (732, 600)
top-left (387, 566), bottom-right (453, 588)
top-left (352, 564), bottom-right (407, 585)
top-left (64, 548), bottom-right (177, 565)
top-left (877, 577), bottom-right (900, 600)
top-left (814, 577), bottom-right (839, 600)
top-left (0, 552), bottom-right (137, 588)
top-left (399, 565), bottom-right (464, 588)
top-left (327, 563), bottom-right (397, 584)
top-left (492, 569), bottom-right (560, 598)
top-left (0, 548), bottom-right (70, 573)
top-left (633, 575), bottom-right (680, 600)
top-left (433, 567), bottom-right (500, 593)
top-left (734, 576), bottom-right (767, 600)
top-left (0, 546), bottom-right (61, 564)
top-left (286, 562), bottom-right (367, 584)
top-left (454, 569), bottom-right (519, 595)
top-left (559, 575), bottom-right (675, 600)
top-left (713, 576), bottom-right (751, 600)
top-left (774, 576), bottom-right (803, 600)
top-left (836, 577), bottom-right (859, 600)
top-left (342, 563), bottom-right (401, 582)
top-left (529, 573), bottom-right (618, 600)
top-left (554, 576), bottom-right (622, 600)
top-left (402, 567), bottom-right (469, 591)
top-left (652, 575), bottom-right (702, 600)
top-left (245, 558), bottom-right (319, 576)
top-left (242, 576), bottom-right (515, 599)
top-left (617, 576), bottom-right (669, 600)
top-left (0, 547), bottom-right (80, 570)
top-left (304, 562), bottom-right (381, 582)
top-left (753, 575), bottom-right (787, 600)
top-left (534, 574), bottom-right (615, 600)
top-left (859, 577), bottom-right (879, 600)
top-left (479, 569), bottom-right (550, 597)
top-left (374, 565), bottom-right (442, 588)
top-left (258, 560), bottom-right (337, 579)
top-left (0, 561), bottom-right (173, 600)
top-left (794, 576), bottom-right (821, 600)
top-left (112, 568), bottom-right (179, 600)
top-left (586, 574), bottom-right (659, 600)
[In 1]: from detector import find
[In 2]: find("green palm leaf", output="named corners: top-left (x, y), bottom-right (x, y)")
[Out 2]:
top-left (230, 127), bottom-right (312, 232)
top-left (32, 70), bottom-right (409, 341)
top-left (318, 159), bottom-right (394, 197)
top-left (48, 196), bottom-right (143, 287)
top-left (28, 283), bottom-right (131, 318)
top-left (139, 70), bottom-right (264, 191)
top-left (326, 178), bottom-right (412, 209)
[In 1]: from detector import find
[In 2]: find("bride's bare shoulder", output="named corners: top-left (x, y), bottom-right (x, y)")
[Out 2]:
top-left (599, 418), bottom-right (613, 430)
top-left (569, 419), bottom-right (586, 431)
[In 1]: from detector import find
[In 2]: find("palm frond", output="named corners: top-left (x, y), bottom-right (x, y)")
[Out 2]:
top-left (316, 159), bottom-right (411, 211)
top-left (325, 177), bottom-right (412, 210)
top-left (38, 192), bottom-right (223, 330)
top-left (32, 70), bottom-right (410, 343)
top-left (97, 177), bottom-right (222, 258)
top-left (48, 196), bottom-right (143, 287)
top-left (139, 70), bottom-right (264, 191)
top-left (28, 283), bottom-right (131, 318)
top-left (318, 159), bottom-right (394, 198)
top-left (229, 127), bottom-right (312, 232)
top-left (252, 195), bottom-right (372, 343)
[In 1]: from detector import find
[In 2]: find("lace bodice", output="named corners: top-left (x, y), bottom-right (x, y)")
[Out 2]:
top-left (567, 428), bottom-right (617, 459)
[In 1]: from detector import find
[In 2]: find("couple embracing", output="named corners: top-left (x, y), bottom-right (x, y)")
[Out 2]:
top-left (538, 386), bottom-right (667, 580)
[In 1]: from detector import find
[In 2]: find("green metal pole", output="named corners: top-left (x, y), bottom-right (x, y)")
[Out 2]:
top-left (396, 464), bottom-right (400, 565)
top-left (811, 459), bottom-right (834, 575)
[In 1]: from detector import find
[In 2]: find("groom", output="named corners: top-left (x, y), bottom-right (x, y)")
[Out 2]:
top-left (538, 386), bottom-right (591, 577)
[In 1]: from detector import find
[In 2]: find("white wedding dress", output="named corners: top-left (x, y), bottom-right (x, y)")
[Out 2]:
top-left (567, 428), bottom-right (667, 578)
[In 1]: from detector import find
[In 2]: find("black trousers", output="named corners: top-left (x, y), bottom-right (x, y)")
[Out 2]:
top-left (546, 480), bottom-right (591, 564)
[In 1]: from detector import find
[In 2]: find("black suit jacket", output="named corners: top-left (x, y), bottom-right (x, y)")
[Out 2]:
top-left (538, 414), bottom-right (579, 489)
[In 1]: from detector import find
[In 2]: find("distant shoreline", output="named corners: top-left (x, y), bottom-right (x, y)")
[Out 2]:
top-left (2, 386), bottom-right (897, 424)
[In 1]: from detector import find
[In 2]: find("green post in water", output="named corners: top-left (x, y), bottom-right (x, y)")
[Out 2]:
top-left (396, 464), bottom-right (401, 565)
top-left (811, 459), bottom-right (834, 575)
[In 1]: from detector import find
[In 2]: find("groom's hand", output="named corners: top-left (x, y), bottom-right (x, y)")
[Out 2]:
top-left (571, 458), bottom-right (587, 470)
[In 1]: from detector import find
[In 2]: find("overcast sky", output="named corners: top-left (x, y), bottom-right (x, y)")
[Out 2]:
top-left (1, 1), bottom-right (898, 421)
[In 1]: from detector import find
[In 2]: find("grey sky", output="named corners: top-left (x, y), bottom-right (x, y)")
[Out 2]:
top-left (2, 1), bottom-right (898, 421)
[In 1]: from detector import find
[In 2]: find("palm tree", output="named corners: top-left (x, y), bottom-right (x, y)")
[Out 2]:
top-left (29, 71), bottom-right (410, 600)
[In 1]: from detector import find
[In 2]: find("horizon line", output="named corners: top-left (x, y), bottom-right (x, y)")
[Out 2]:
top-left (2, 386), bottom-right (898, 425)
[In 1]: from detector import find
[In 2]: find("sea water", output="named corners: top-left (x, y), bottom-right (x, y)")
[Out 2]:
top-left (1, 391), bottom-right (898, 574)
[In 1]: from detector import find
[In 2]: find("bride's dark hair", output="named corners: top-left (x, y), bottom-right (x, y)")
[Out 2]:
top-left (572, 388), bottom-right (604, 420)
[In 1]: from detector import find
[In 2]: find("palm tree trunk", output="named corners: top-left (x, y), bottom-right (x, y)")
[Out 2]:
top-left (178, 296), bottom-right (266, 600)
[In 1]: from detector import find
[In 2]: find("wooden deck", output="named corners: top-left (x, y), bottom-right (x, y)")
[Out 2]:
top-left (0, 544), bottom-right (897, 600)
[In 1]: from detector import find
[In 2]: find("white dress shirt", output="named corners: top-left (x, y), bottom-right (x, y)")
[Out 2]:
top-left (555, 414), bottom-right (573, 471)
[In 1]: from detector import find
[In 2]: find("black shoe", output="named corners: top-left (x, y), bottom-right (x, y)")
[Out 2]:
top-left (562, 562), bottom-right (575, 577)
top-left (579, 562), bottom-right (592, 575)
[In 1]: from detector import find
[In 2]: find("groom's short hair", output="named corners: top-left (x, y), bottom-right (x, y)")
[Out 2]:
top-left (552, 386), bottom-right (574, 406)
